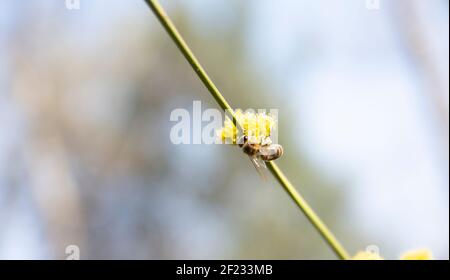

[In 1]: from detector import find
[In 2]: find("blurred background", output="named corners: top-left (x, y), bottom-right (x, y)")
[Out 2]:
top-left (0, 0), bottom-right (448, 259)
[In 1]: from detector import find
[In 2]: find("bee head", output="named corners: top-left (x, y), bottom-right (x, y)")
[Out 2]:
top-left (238, 135), bottom-right (248, 147)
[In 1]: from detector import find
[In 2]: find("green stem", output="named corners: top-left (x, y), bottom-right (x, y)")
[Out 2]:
top-left (144, 0), bottom-right (350, 260)
top-left (266, 162), bottom-right (349, 259)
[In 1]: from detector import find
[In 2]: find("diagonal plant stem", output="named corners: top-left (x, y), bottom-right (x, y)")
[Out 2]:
top-left (144, 0), bottom-right (350, 260)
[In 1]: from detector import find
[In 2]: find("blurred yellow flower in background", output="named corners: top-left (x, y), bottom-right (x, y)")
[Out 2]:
top-left (400, 248), bottom-right (434, 260)
top-left (352, 248), bottom-right (433, 260)
top-left (352, 251), bottom-right (384, 260)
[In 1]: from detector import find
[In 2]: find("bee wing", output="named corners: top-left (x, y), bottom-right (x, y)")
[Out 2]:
top-left (248, 155), bottom-right (269, 182)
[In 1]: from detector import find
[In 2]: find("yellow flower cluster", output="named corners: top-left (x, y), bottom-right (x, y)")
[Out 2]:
top-left (351, 248), bottom-right (433, 260)
top-left (217, 110), bottom-right (276, 144)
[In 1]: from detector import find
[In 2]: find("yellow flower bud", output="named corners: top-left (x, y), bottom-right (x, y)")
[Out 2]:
top-left (400, 248), bottom-right (433, 260)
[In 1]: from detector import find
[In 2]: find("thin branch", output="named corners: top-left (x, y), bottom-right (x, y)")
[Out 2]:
top-left (144, 0), bottom-right (350, 260)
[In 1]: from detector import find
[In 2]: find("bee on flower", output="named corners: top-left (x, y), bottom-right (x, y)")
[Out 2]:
top-left (216, 110), bottom-right (283, 180)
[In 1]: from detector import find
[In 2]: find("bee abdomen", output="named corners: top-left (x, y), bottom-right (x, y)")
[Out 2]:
top-left (260, 145), bottom-right (283, 161)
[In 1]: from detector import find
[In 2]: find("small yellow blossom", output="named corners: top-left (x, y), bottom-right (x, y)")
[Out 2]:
top-left (351, 248), bottom-right (434, 260)
top-left (352, 251), bottom-right (384, 260)
top-left (400, 248), bottom-right (433, 260)
top-left (217, 109), bottom-right (276, 144)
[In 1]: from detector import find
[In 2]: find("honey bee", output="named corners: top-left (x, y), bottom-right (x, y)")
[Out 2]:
top-left (238, 135), bottom-right (283, 180)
